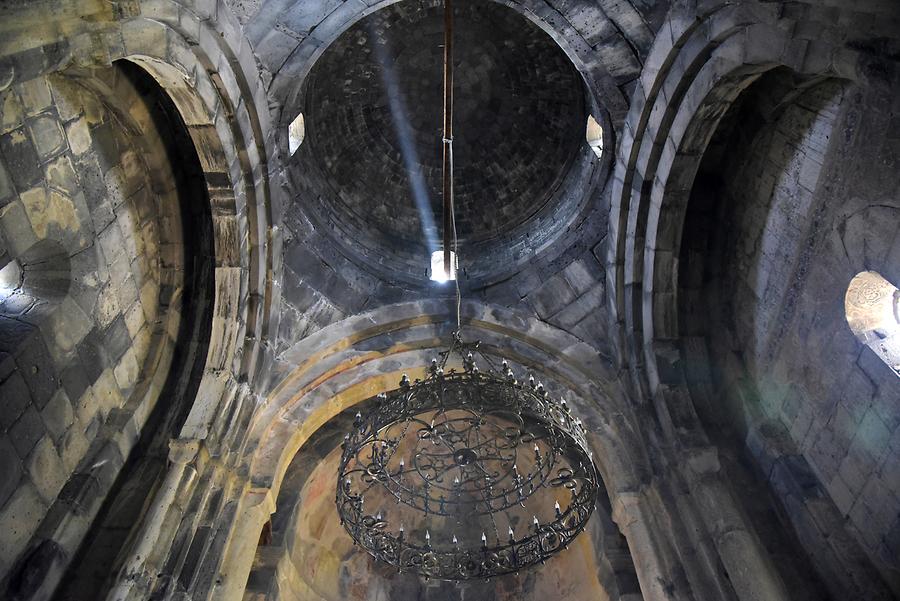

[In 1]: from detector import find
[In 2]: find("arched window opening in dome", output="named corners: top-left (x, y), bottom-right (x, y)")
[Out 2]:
top-left (289, 113), bottom-right (305, 155)
top-left (429, 249), bottom-right (457, 282)
top-left (845, 271), bottom-right (900, 377)
top-left (586, 115), bottom-right (603, 158)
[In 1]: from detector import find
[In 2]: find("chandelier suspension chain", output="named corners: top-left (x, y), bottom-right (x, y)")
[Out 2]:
top-left (441, 0), bottom-right (454, 280)
top-left (441, 0), bottom-right (461, 330)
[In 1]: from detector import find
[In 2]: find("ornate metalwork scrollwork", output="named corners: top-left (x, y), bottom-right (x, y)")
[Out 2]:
top-left (336, 334), bottom-right (600, 580)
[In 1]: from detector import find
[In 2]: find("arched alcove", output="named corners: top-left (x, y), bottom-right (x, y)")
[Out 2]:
top-left (605, 3), bottom-right (900, 598)
top-left (218, 299), bottom-right (652, 600)
top-left (676, 71), bottom-right (851, 600)
top-left (244, 397), bottom-right (641, 601)
top-left (0, 53), bottom-right (221, 600)
top-left (674, 68), bottom-right (900, 598)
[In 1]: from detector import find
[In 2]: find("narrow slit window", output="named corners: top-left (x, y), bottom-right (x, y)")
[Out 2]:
top-left (586, 115), bottom-right (603, 159)
top-left (289, 113), bottom-right (305, 156)
top-left (845, 270), bottom-right (900, 376)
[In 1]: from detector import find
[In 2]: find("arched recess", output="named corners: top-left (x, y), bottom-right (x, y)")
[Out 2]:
top-left (216, 300), bottom-right (655, 600)
top-left (243, 399), bottom-right (642, 601)
top-left (606, 0), bottom-right (900, 598)
top-left (82, 15), bottom-right (279, 598)
top-left (0, 55), bottom-right (201, 600)
top-left (0, 2), bottom-right (282, 599)
top-left (30, 58), bottom-right (217, 601)
top-left (0, 8), bottom-right (280, 597)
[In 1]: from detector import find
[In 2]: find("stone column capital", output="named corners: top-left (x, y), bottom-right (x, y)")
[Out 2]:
top-left (243, 487), bottom-right (276, 515)
top-left (168, 437), bottom-right (205, 465)
top-left (611, 489), bottom-right (646, 528)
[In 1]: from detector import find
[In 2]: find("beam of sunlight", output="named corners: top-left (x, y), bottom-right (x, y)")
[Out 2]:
top-left (367, 22), bottom-right (439, 254)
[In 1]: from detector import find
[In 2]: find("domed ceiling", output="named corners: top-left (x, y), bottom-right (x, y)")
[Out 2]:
top-left (290, 0), bottom-right (589, 284)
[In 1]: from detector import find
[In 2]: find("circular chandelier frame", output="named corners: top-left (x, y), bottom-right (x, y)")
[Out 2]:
top-left (336, 335), bottom-right (600, 580)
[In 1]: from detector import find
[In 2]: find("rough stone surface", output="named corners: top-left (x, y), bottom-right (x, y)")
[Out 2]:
top-left (0, 1), bottom-right (899, 601)
top-left (0, 61), bottom-right (186, 595)
top-left (686, 69), bottom-right (900, 596)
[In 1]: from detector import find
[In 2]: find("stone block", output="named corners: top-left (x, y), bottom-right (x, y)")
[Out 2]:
top-left (59, 423), bottom-right (89, 473)
top-left (0, 352), bottom-right (13, 380)
top-left (0, 89), bottom-right (25, 135)
top-left (10, 406), bottom-right (44, 459)
top-left (18, 78), bottom-right (53, 116)
top-left (122, 18), bottom-right (168, 57)
top-left (123, 300), bottom-right (146, 338)
top-left (838, 442), bottom-right (876, 497)
top-left (73, 154), bottom-right (115, 230)
top-left (41, 299), bottom-right (90, 368)
top-left (15, 333), bottom-right (57, 409)
top-left (26, 114), bottom-right (66, 159)
top-left (40, 389), bottom-right (74, 443)
top-left (0, 435), bottom-right (23, 508)
top-left (0, 128), bottom-right (42, 191)
top-left (0, 156), bottom-right (13, 205)
top-left (44, 154), bottom-right (79, 196)
top-left (58, 359), bottom-right (90, 406)
top-left (48, 78), bottom-right (83, 123)
top-left (57, 472), bottom-right (101, 516)
top-left (91, 368), bottom-right (125, 417)
top-left (95, 282), bottom-right (121, 329)
top-left (0, 369), bottom-right (32, 429)
top-left (856, 409), bottom-right (891, 460)
top-left (115, 275), bottom-right (139, 317)
top-left (98, 219), bottom-right (125, 266)
top-left (64, 118), bottom-right (91, 156)
top-left (20, 187), bottom-right (82, 243)
top-left (527, 274), bottom-right (577, 319)
top-left (73, 388), bottom-right (98, 432)
top-left (562, 257), bottom-right (604, 296)
top-left (550, 283), bottom-right (606, 330)
top-left (76, 327), bottom-right (109, 382)
top-left (112, 347), bottom-right (139, 391)
top-left (0, 201), bottom-right (37, 256)
top-left (26, 435), bottom-right (67, 503)
top-left (827, 472), bottom-right (855, 517)
top-left (871, 385), bottom-right (900, 432)
top-left (0, 480), bottom-right (47, 576)
top-left (103, 316), bottom-right (132, 363)
top-left (0, 316), bottom-right (36, 354)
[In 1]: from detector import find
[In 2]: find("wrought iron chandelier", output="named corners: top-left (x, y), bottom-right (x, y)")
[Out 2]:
top-left (336, 335), bottom-right (600, 580)
top-left (335, 0), bottom-right (600, 580)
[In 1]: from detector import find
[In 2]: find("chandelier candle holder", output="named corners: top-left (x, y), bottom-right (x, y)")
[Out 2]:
top-left (336, 334), bottom-right (600, 580)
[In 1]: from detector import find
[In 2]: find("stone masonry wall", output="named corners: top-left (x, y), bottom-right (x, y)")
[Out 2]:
top-left (0, 65), bottom-right (184, 585)
top-left (698, 71), bottom-right (900, 594)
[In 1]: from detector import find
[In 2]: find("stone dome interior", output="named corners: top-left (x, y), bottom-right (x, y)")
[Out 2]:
top-left (290, 0), bottom-right (588, 283)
